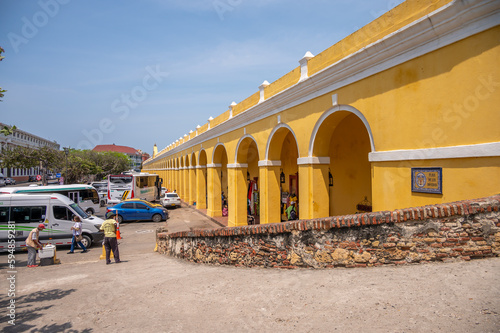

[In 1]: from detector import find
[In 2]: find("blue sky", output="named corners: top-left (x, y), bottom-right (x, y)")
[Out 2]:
top-left (0, 0), bottom-right (401, 155)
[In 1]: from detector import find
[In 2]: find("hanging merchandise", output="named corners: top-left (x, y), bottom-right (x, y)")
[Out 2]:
top-left (253, 191), bottom-right (260, 217)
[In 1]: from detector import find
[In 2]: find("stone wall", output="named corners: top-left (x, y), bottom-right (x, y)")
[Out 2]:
top-left (157, 195), bottom-right (500, 269)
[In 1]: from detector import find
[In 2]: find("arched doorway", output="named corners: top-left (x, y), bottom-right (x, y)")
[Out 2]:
top-left (183, 155), bottom-right (190, 203)
top-left (178, 157), bottom-right (185, 200)
top-left (174, 158), bottom-right (180, 195)
top-left (196, 149), bottom-right (208, 210)
top-left (234, 135), bottom-right (260, 226)
top-left (311, 107), bottom-right (373, 216)
top-left (188, 153), bottom-right (196, 205)
top-left (264, 124), bottom-right (299, 223)
top-left (207, 144), bottom-right (228, 217)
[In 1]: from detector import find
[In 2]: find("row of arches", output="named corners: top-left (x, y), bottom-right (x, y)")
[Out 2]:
top-left (147, 105), bottom-right (374, 226)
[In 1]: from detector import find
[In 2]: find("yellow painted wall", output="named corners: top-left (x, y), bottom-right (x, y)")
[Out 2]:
top-left (372, 156), bottom-right (500, 211)
top-left (144, 2), bottom-right (499, 224)
top-left (342, 27), bottom-right (500, 152)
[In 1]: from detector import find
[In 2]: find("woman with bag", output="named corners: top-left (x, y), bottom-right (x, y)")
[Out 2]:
top-left (67, 215), bottom-right (88, 254)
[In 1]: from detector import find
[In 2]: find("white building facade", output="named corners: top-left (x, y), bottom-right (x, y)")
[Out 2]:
top-left (0, 123), bottom-right (60, 181)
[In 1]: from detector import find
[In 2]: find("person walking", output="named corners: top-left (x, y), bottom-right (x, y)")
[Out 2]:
top-left (25, 223), bottom-right (45, 267)
top-left (67, 215), bottom-right (88, 254)
top-left (101, 213), bottom-right (121, 265)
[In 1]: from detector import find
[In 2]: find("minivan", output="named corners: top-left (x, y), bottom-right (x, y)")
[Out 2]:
top-left (0, 193), bottom-right (104, 252)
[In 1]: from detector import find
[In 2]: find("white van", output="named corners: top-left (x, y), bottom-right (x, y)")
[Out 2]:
top-left (0, 193), bottom-right (105, 252)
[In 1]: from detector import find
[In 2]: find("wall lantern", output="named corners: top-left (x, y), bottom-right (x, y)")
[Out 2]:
top-left (280, 169), bottom-right (286, 184)
top-left (329, 169), bottom-right (333, 187)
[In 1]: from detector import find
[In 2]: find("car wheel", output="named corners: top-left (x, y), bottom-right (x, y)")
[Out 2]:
top-left (81, 234), bottom-right (92, 248)
top-left (115, 215), bottom-right (123, 223)
top-left (152, 214), bottom-right (162, 222)
top-left (85, 208), bottom-right (94, 215)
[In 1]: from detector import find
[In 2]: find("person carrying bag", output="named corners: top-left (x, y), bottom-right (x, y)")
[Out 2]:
top-left (67, 215), bottom-right (88, 254)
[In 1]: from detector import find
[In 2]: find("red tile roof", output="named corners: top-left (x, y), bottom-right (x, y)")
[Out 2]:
top-left (93, 144), bottom-right (140, 155)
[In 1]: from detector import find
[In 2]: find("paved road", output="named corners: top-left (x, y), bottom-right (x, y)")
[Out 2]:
top-left (1, 206), bottom-right (499, 332)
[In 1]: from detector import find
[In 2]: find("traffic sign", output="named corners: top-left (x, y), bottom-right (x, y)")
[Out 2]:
top-left (36, 175), bottom-right (41, 181)
top-left (56, 173), bottom-right (61, 178)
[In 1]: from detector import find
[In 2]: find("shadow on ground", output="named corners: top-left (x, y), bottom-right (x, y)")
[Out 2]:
top-left (1, 288), bottom-right (93, 333)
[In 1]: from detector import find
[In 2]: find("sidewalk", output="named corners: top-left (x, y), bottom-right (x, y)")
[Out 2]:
top-left (181, 202), bottom-right (265, 228)
top-left (181, 202), bottom-right (228, 227)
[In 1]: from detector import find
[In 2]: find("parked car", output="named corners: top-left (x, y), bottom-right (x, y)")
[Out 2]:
top-left (161, 192), bottom-right (181, 208)
top-left (5, 178), bottom-right (16, 185)
top-left (106, 200), bottom-right (169, 223)
top-left (121, 198), bottom-right (163, 208)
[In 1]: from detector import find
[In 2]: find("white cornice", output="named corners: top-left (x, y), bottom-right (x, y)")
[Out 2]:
top-left (369, 142), bottom-right (500, 162)
top-left (258, 160), bottom-right (281, 167)
top-left (297, 157), bottom-right (330, 165)
top-left (227, 163), bottom-right (248, 169)
top-left (145, 0), bottom-right (500, 165)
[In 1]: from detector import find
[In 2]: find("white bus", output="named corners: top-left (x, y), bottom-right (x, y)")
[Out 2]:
top-left (0, 184), bottom-right (101, 215)
top-left (107, 173), bottom-right (162, 204)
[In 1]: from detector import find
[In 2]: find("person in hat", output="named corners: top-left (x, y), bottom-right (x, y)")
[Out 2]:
top-left (25, 223), bottom-right (46, 267)
top-left (101, 212), bottom-right (121, 265)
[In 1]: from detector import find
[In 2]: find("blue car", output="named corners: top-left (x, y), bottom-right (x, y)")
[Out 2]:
top-left (106, 200), bottom-right (169, 223)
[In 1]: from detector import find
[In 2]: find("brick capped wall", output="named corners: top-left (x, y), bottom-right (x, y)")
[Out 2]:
top-left (156, 195), bottom-right (500, 269)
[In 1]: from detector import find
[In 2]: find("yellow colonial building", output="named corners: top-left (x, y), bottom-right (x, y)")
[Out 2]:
top-left (143, 0), bottom-right (500, 227)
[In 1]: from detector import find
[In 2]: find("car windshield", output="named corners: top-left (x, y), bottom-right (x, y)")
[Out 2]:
top-left (70, 203), bottom-right (89, 219)
top-left (167, 194), bottom-right (178, 198)
top-left (110, 176), bottom-right (132, 185)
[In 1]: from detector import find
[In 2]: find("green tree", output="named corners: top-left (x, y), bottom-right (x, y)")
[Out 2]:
top-left (1, 146), bottom-right (131, 184)
top-left (0, 125), bottom-right (16, 136)
top-left (0, 146), bottom-right (64, 185)
top-left (88, 150), bottom-right (130, 179)
top-left (63, 149), bottom-right (130, 183)
top-left (65, 151), bottom-right (101, 184)
top-left (0, 46), bottom-right (6, 101)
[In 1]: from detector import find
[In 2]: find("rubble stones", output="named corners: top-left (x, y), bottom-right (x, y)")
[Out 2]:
top-left (157, 195), bottom-right (500, 269)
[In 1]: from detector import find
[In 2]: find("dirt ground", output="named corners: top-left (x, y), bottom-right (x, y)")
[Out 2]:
top-left (1, 206), bottom-right (499, 333)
